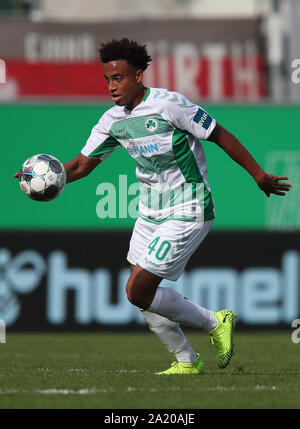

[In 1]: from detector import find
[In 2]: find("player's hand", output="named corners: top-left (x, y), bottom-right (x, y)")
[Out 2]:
top-left (13, 172), bottom-right (20, 179)
top-left (257, 173), bottom-right (292, 198)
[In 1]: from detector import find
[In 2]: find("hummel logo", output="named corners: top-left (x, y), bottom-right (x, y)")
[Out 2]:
top-left (223, 313), bottom-right (230, 323)
top-left (115, 128), bottom-right (125, 135)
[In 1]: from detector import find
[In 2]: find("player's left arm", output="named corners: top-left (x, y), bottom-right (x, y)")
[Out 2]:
top-left (208, 123), bottom-right (292, 198)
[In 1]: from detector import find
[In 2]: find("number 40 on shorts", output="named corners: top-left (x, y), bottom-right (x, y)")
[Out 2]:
top-left (147, 236), bottom-right (171, 261)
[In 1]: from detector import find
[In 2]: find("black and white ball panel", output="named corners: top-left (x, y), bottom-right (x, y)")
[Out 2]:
top-left (19, 154), bottom-right (66, 202)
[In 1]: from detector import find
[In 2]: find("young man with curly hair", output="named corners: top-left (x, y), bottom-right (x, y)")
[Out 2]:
top-left (63, 38), bottom-right (291, 374)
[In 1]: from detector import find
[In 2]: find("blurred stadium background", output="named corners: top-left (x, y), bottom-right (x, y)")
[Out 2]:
top-left (1, 0), bottom-right (299, 335)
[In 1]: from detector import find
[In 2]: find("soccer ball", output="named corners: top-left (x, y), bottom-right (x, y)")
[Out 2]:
top-left (19, 154), bottom-right (66, 202)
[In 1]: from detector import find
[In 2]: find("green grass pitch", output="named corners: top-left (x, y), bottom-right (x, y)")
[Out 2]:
top-left (0, 331), bottom-right (299, 409)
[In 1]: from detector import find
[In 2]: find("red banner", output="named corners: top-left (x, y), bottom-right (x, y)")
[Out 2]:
top-left (0, 18), bottom-right (267, 101)
top-left (3, 56), bottom-right (266, 100)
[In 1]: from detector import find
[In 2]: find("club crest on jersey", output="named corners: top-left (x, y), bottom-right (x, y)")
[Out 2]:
top-left (145, 118), bottom-right (158, 132)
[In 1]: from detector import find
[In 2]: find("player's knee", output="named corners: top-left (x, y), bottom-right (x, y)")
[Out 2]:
top-left (126, 279), bottom-right (147, 309)
top-left (126, 286), bottom-right (144, 308)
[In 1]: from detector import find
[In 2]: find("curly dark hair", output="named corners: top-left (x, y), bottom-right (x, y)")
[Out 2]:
top-left (98, 38), bottom-right (152, 71)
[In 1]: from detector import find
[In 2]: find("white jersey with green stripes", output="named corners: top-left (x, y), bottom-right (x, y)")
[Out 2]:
top-left (81, 87), bottom-right (216, 224)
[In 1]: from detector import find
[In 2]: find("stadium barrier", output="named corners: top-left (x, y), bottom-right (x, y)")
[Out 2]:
top-left (0, 230), bottom-right (298, 331)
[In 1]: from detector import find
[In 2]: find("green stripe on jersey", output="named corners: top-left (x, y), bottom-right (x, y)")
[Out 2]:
top-left (172, 129), bottom-right (203, 182)
top-left (139, 213), bottom-right (200, 224)
top-left (109, 114), bottom-right (173, 140)
top-left (172, 128), bottom-right (215, 220)
top-left (88, 136), bottom-right (120, 159)
top-left (135, 151), bottom-right (178, 175)
top-left (143, 87), bottom-right (150, 102)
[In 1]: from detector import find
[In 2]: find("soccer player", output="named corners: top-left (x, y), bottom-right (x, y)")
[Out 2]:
top-left (15, 38), bottom-right (292, 374)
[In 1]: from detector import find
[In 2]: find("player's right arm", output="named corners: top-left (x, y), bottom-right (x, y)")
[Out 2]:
top-left (14, 114), bottom-right (118, 182)
top-left (64, 154), bottom-right (100, 183)
top-left (13, 154), bottom-right (99, 182)
top-left (67, 112), bottom-right (120, 183)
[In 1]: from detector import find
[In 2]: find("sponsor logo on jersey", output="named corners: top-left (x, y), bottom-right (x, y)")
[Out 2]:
top-left (145, 118), bottom-right (158, 132)
top-left (193, 108), bottom-right (212, 130)
top-left (129, 143), bottom-right (159, 155)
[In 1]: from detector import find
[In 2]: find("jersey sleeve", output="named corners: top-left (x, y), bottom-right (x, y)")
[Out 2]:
top-left (163, 92), bottom-right (216, 140)
top-left (81, 115), bottom-right (121, 161)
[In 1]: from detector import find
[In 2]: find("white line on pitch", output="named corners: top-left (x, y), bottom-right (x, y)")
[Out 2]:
top-left (0, 385), bottom-right (278, 395)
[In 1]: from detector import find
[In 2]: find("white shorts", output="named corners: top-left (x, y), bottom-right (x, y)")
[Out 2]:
top-left (127, 217), bottom-right (214, 281)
